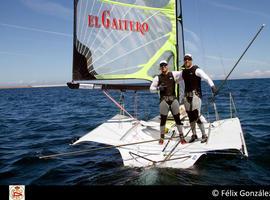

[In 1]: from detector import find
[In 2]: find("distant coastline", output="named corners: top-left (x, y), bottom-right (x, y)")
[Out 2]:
top-left (0, 77), bottom-right (269, 89)
top-left (0, 84), bottom-right (66, 89)
top-left (213, 77), bottom-right (270, 82)
top-left (0, 85), bottom-right (32, 89)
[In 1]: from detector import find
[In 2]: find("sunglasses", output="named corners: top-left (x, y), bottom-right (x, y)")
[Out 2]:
top-left (160, 64), bottom-right (168, 67)
top-left (184, 57), bottom-right (192, 61)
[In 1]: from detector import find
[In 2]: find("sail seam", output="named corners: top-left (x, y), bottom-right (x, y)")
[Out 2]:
top-left (99, 65), bottom-right (143, 75)
top-left (87, 3), bottom-right (134, 58)
top-left (84, 2), bottom-right (118, 57)
top-left (89, 34), bottom-right (169, 74)
top-left (88, 10), bottom-right (161, 66)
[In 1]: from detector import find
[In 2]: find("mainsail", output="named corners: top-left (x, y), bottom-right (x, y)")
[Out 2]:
top-left (69, 0), bottom-right (184, 91)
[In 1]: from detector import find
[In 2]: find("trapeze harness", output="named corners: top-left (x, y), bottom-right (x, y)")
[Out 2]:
top-left (158, 72), bottom-right (182, 127)
top-left (182, 65), bottom-right (203, 123)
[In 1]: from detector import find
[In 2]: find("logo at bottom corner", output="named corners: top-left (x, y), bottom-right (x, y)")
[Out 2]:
top-left (9, 185), bottom-right (25, 200)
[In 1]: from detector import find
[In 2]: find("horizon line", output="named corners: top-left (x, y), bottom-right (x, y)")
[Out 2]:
top-left (0, 77), bottom-right (269, 89)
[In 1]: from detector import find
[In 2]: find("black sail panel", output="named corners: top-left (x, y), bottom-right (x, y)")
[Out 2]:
top-left (73, 39), bottom-right (96, 80)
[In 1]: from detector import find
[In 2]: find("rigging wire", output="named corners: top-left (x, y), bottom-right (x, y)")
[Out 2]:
top-left (133, 91), bottom-right (138, 119)
top-left (194, 0), bottom-right (219, 122)
top-left (194, 0), bottom-right (206, 68)
top-left (119, 91), bottom-right (125, 115)
top-left (103, 90), bottom-right (135, 119)
top-left (143, 92), bottom-right (151, 120)
top-left (194, 0), bottom-right (231, 111)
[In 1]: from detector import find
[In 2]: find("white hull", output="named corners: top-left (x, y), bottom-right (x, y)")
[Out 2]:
top-left (73, 114), bottom-right (248, 169)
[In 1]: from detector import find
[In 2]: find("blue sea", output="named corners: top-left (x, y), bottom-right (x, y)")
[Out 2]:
top-left (0, 78), bottom-right (270, 187)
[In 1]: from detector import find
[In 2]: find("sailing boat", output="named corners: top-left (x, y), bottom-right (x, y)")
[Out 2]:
top-left (66, 0), bottom-right (248, 169)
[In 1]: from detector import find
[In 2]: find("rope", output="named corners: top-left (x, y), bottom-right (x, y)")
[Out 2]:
top-left (39, 136), bottom-right (180, 159)
top-left (103, 90), bottom-right (135, 119)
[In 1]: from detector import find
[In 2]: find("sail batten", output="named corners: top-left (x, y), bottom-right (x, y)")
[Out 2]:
top-left (71, 0), bottom-right (182, 90)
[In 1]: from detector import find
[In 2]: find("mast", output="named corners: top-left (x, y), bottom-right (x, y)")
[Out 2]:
top-left (175, 0), bottom-right (179, 99)
top-left (175, 0), bottom-right (186, 99)
top-left (179, 0), bottom-right (186, 57)
top-left (72, 0), bottom-right (77, 82)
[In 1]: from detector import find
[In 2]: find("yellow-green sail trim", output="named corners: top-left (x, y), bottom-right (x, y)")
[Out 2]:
top-left (101, 0), bottom-right (175, 13)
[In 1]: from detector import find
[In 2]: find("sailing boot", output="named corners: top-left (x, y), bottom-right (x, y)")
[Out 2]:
top-left (159, 133), bottom-right (165, 145)
top-left (201, 134), bottom-right (208, 143)
top-left (176, 124), bottom-right (186, 144)
top-left (198, 123), bottom-right (208, 143)
top-left (189, 122), bottom-right (198, 143)
top-left (180, 134), bottom-right (187, 144)
top-left (159, 126), bottom-right (165, 145)
top-left (189, 134), bottom-right (198, 143)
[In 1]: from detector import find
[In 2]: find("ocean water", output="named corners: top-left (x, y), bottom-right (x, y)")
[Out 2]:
top-left (0, 78), bottom-right (270, 186)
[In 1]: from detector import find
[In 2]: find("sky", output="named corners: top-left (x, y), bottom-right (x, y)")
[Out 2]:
top-left (0, 0), bottom-right (269, 86)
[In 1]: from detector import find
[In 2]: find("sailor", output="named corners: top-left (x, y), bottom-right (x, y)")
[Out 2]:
top-left (150, 60), bottom-right (187, 145)
top-left (182, 54), bottom-right (217, 143)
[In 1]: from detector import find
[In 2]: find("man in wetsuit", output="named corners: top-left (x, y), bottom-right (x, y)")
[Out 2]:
top-left (150, 60), bottom-right (187, 145)
top-left (182, 54), bottom-right (217, 143)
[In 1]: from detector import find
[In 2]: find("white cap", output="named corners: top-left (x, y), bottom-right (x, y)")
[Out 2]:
top-left (184, 54), bottom-right (193, 60)
top-left (159, 60), bottom-right (168, 65)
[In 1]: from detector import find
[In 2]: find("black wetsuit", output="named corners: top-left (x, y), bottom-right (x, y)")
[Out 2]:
top-left (158, 72), bottom-right (181, 127)
top-left (158, 72), bottom-right (176, 102)
top-left (182, 65), bottom-right (203, 123)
